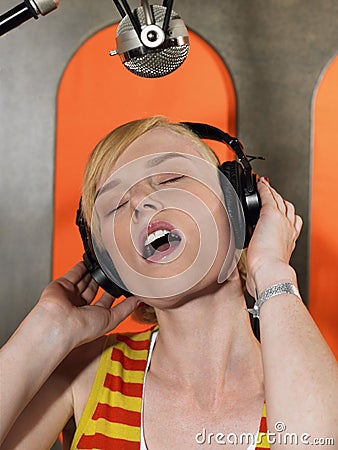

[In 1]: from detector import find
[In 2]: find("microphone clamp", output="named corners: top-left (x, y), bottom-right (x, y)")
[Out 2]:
top-left (30, 0), bottom-right (58, 16)
top-left (140, 23), bottom-right (165, 47)
top-left (110, 1), bottom-right (190, 78)
top-left (139, 0), bottom-right (165, 47)
top-left (0, 0), bottom-right (59, 36)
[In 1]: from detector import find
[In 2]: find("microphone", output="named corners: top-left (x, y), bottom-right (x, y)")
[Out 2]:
top-left (110, 0), bottom-right (189, 78)
top-left (0, 0), bottom-right (59, 37)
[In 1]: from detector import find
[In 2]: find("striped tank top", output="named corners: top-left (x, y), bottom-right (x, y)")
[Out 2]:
top-left (71, 325), bottom-right (270, 449)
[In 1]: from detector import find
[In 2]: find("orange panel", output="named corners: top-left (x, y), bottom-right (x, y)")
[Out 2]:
top-left (309, 55), bottom-right (338, 357)
top-left (53, 25), bottom-right (237, 332)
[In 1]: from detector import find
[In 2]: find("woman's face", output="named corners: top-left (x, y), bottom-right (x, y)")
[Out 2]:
top-left (93, 128), bottom-right (240, 302)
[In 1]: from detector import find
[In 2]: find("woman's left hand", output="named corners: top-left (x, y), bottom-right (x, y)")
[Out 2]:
top-left (245, 177), bottom-right (303, 297)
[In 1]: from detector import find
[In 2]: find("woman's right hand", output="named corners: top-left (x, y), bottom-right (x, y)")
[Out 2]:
top-left (1, 261), bottom-right (140, 445)
top-left (36, 261), bottom-right (141, 348)
top-left (245, 178), bottom-right (302, 297)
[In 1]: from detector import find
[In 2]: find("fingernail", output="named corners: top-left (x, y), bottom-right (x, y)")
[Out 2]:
top-left (261, 176), bottom-right (270, 184)
top-left (137, 301), bottom-right (145, 308)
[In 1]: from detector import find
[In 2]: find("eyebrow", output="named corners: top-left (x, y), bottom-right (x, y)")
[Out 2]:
top-left (145, 152), bottom-right (190, 167)
top-left (96, 153), bottom-right (190, 198)
top-left (95, 178), bottom-right (121, 199)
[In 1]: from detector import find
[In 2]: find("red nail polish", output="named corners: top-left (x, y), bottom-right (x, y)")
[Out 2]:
top-left (137, 301), bottom-right (145, 308)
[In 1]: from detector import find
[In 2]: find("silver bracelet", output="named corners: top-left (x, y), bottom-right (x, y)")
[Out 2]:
top-left (248, 282), bottom-right (301, 319)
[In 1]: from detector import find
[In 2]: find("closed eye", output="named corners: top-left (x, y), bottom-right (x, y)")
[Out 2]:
top-left (110, 201), bottom-right (127, 214)
top-left (160, 175), bottom-right (185, 184)
top-left (108, 176), bottom-right (185, 214)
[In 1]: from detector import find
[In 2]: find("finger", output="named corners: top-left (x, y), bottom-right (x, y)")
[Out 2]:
top-left (61, 262), bottom-right (88, 284)
top-left (55, 262), bottom-right (89, 294)
top-left (257, 178), bottom-right (279, 210)
top-left (104, 297), bottom-right (141, 332)
top-left (295, 215), bottom-right (303, 236)
top-left (263, 180), bottom-right (287, 214)
top-left (81, 278), bottom-right (99, 304)
top-left (285, 200), bottom-right (295, 222)
top-left (95, 292), bottom-right (115, 308)
top-left (285, 201), bottom-right (303, 238)
top-left (77, 272), bottom-right (93, 293)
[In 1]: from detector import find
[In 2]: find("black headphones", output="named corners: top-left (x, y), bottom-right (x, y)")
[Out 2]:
top-left (76, 122), bottom-right (262, 299)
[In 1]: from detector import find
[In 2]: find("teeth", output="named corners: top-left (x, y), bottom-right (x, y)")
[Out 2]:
top-left (142, 229), bottom-right (182, 259)
top-left (144, 229), bottom-right (170, 247)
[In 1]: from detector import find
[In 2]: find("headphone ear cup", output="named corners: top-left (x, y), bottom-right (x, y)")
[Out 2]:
top-left (84, 245), bottom-right (132, 298)
top-left (76, 206), bottom-right (132, 298)
top-left (218, 161), bottom-right (248, 249)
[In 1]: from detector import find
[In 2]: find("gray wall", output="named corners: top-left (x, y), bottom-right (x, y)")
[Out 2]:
top-left (0, 1), bottom-right (337, 446)
top-left (1, 0), bottom-right (338, 344)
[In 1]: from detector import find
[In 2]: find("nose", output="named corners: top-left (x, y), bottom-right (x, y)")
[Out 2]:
top-left (130, 182), bottom-right (164, 222)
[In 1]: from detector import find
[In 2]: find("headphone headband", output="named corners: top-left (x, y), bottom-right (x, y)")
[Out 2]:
top-left (181, 122), bottom-right (254, 191)
top-left (76, 121), bottom-right (262, 298)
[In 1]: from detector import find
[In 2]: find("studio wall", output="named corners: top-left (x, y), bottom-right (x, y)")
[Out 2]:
top-left (1, 0), bottom-right (337, 355)
top-left (1, 2), bottom-right (337, 448)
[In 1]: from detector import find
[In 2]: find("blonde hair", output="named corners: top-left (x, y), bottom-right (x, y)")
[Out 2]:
top-left (81, 116), bottom-right (247, 324)
top-left (81, 116), bottom-right (219, 226)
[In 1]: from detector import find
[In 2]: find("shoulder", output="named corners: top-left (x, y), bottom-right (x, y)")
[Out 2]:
top-left (63, 326), bottom-right (157, 422)
top-left (61, 325), bottom-right (157, 378)
top-left (59, 336), bottom-right (107, 378)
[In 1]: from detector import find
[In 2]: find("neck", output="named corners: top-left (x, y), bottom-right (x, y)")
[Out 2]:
top-left (150, 275), bottom-right (263, 398)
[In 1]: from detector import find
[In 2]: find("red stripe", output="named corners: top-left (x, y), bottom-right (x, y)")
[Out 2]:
top-left (92, 403), bottom-right (140, 427)
top-left (77, 433), bottom-right (140, 449)
top-left (116, 334), bottom-right (151, 351)
top-left (104, 373), bottom-right (143, 397)
top-left (111, 348), bottom-right (147, 371)
top-left (258, 415), bottom-right (267, 433)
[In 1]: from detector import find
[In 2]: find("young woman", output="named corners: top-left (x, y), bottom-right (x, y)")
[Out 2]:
top-left (1, 116), bottom-right (337, 449)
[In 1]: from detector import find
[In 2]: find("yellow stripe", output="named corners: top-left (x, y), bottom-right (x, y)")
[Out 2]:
top-left (254, 402), bottom-right (269, 448)
top-left (71, 327), bottom-right (157, 449)
top-left (71, 335), bottom-right (116, 449)
top-left (112, 343), bottom-right (149, 361)
top-left (256, 432), bottom-right (269, 448)
top-left (120, 326), bottom-right (158, 342)
top-left (108, 360), bottom-right (145, 383)
top-left (107, 326), bottom-right (158, 345)
top-left (99, 388), bottom-right (142, 412)
top-left (81, 417), bottom-right (140, 442)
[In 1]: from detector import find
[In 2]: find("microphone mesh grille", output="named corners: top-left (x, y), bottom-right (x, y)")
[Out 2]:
top-left (117, 5), bottom-right (189, 78)
top-left (124, 45), bottom-right (189, 78)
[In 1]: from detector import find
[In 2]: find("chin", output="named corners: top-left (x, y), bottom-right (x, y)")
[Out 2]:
top-left (132, 261), bottom-right (227, 307)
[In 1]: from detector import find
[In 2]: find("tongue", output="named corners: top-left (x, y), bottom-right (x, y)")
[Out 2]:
top-left (144, 233), bottom-right (181, 258)
top-left (156, 236), bottom-right (181, 252)
top-left (157, 242), bottom-right (171, 252)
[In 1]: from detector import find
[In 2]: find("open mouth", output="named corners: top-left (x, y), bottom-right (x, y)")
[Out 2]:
top-left (143, 229), bottom-right (182, 259)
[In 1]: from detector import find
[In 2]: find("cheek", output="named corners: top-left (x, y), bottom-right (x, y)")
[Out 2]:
top-left (99, 216), bottom-right (132, 261)
top-left (209, 204), bottom-right (232, 267)
top-left (198, 187), bottom-right (234, 275)
top-left (195, 185), bottom-right (231, 243)
top-left (215, 202), bottom-right (232, 241)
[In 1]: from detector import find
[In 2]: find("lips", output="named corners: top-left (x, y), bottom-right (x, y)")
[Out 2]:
top-left (139, 220), bottom-right (182, 261)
